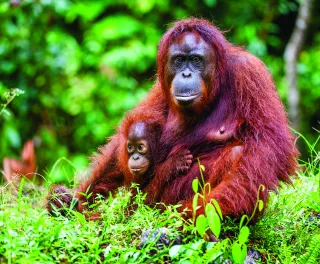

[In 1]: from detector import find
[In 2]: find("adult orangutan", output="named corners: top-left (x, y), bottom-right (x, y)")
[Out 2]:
top-left (47, 18), bottom-right (299, 219)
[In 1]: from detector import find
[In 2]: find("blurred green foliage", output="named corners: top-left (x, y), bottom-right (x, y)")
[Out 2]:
top-left (0, 0), bottom-right (319, 181)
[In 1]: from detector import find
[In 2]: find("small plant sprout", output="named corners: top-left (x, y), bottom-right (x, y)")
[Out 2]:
top-left (231, 225), bottom-right (250, 264)
top-left (78, 185), bottom-right (95, 209)
top-left (0, 88), bottom-right (24, 117)
top-left (192, 160), bottom-right (223, 240)
top-left (245, 184), bottom-right (266, 225)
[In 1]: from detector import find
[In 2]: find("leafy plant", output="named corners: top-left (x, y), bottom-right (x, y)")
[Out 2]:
top-left (231, 225), bottom-right (250, 264)
top-left (192, 177), bottom-right (223, 240)
top-left (187, 160), bottom-right (270, 263)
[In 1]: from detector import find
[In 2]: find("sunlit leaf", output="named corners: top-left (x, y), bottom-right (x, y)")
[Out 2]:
top-left (211, 199), bottom-right (223, 220)
top-left (196, 214), bottom-right (207, 237)
top-left (238, 226), bottom-right (250, 245)
top-left (241, 244), bottom-right (248, 263)
top-left (232, 242), bottom-right (242, 263)
top-left (192, 178), bottom-right (199, 193)
top-left (206, 203), bottom-right (221, 238)
top-left (258, 200), bottom-right (264, 212)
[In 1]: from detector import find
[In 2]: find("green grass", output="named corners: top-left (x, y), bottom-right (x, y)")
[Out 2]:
top-left (252, 175), bottom-right (320, 263)
top-left (0, 138), bottom-right (319, 263)
top-left (0, 182), bottom-right (187, 263)
top-left (0, 174), bottom-right (318, 263)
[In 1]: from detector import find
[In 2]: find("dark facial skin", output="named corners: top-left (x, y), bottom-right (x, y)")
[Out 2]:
top-left (127, 122), bottom-right (151, 177)
top-left (167, 33), bottom-right (214, 108)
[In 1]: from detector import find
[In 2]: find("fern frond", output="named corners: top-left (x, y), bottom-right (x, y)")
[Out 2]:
top-left (298, 233), bottom-right (320, 264)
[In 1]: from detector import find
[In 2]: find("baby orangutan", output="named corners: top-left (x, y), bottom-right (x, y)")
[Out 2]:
top-left (123, 122), bottom-right (154, 185)
top-left (118, 119), bottom-right (194, 194)
top-left (46, 116), bottom-right (193, 218)
top-left (119, 119), bottom-right (195, 211)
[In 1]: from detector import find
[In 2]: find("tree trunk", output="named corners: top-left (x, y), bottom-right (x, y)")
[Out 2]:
top-left (284, 0), bottom-right (314, 131)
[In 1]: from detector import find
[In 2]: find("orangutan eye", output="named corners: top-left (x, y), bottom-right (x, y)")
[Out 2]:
top-left (138, 144), bottom-right (147, 153)
top-left (127, 144), bottom-right (133, 153)
top-left (175, 56), bottom-right (184, 64)
top-left (191, 55), bottom-right (202, 63)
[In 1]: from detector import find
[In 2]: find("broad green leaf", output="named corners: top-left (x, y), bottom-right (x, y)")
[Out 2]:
top-left (196, 214), bottom-right (207, 237)
top-left (232, 242), bottom-right (242, 263)
top-left (205, 203), bottom-right (215, 215)
top-left (238, 226), bottom-right (250, 245)
top-left (192, 193), bottom-right (199, 217)
top-left (192, 178), bottom-right (199, 193)
top-left (211, 199), bottom-right (223, 220)
top-left (241, 244), bottom-right (248, 263)
top-left (206, 204), bottom-right (221, 238)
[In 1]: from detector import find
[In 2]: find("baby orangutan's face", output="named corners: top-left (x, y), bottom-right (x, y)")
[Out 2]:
top-left (127, 122), bottom-right (150, 177)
